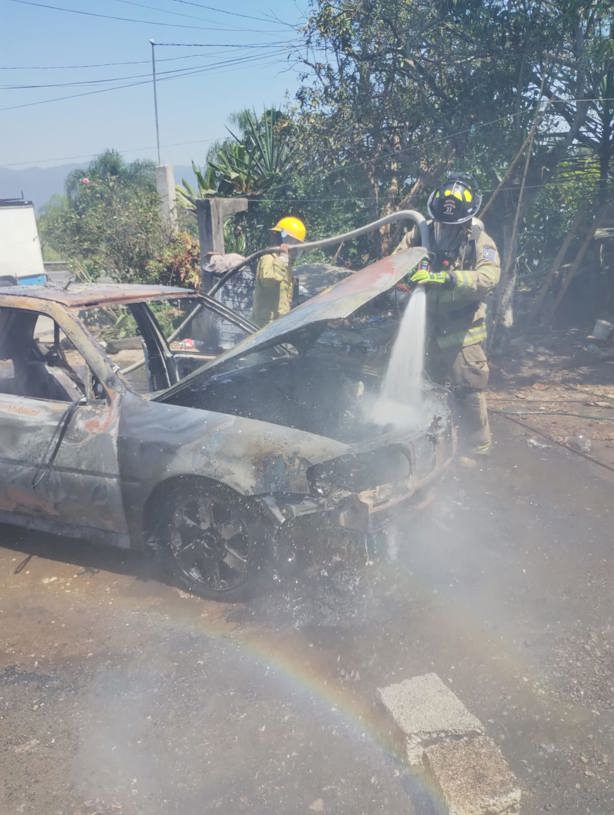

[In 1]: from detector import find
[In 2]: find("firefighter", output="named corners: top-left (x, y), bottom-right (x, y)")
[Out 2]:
top-left (252, 216), bottom-right (306, 327)
top-left (395, 173), bottom-right (501, 457)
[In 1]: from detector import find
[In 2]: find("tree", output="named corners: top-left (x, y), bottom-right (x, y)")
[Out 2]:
top-left (65, 149), bottom-right (156, 201)
top-left (40, 150), bottom-right (166, 282)
top-left (178, 108), bottom-right (310, 253)
top-left (297, 2), bottom-right (565, 227)
top-left (173, 2), bottom-right (611, 309)
top-left (541, 9), bottom-right (613, 209)
top-left (146, 231), bottom-right (201, 289)
top-left (296, 0), bottom-right (613, 325)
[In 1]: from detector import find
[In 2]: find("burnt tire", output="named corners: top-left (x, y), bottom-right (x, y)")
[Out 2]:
top-left (158, 482), bottom-right (270, 602)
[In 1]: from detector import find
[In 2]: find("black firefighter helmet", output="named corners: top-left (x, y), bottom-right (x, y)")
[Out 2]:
top-left (427, 173), bottom-right (483, 224)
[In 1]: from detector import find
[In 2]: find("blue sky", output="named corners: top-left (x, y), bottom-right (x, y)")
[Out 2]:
top-left (0, 0), bottom-right (308, 170)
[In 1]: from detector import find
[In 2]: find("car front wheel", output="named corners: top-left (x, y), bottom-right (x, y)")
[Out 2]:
top-left (161, 483), bottom-right (269, 601)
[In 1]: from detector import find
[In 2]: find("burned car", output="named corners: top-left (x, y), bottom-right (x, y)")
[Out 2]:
top-left (0, 248), bottom-right (454, 599)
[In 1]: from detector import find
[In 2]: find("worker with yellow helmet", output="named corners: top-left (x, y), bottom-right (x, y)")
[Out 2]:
top-left (252, 216), bottom-right (306, 327)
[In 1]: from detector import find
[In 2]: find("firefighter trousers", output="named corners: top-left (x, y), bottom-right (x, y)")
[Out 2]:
top-left (427, 341), bottom-right (492, 453)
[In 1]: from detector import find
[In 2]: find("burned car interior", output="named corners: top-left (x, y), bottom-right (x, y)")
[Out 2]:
top-left (0, 293), bottom-right (262, 404)
top-left (0, 307), bottom-right (92, 402)
top-left (163, 350), bottom-right (381, 444)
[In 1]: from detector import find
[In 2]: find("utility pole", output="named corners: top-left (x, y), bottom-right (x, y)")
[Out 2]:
top-left (149, 39), bottom-right (161, 165)
top-left (149, 39), bottom-right (177, 234)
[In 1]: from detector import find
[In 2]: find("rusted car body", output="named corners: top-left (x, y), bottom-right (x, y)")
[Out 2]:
top-left (0, 247), bottom-right (455, 599)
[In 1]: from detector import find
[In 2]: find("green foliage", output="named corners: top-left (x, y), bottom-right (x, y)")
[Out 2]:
top-left (518, 154), bottom-right (601, 284)
top-left (176, 162), bottom-right (218, 210)
top-left (39, 149), bottom-right (165, 282)
top-left (145, 231), bottom-right (201, 289)
top-left (179, 105), bottom-right (370, 263)
top-left (177, 109), bottom-right (294, 205)
top-left (38, 194), bottom-right (75, 262)
top-left (168, 0), bottom-right (614, 302)
top-left (294, 0), bottom-right (614, 278)
top-left (65, 149), bottom-right (156, 201)
top-left (176, 108), bottom-right (328, 256)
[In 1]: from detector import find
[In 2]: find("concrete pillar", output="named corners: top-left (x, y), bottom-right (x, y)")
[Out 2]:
top-left (195, 197), bottom-right (249, 288)
top-left (155, 164), bottom-right (178, 235)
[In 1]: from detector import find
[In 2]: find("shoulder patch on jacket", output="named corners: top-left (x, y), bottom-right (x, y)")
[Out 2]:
top-left (482, 245), bottom-right (497, 262)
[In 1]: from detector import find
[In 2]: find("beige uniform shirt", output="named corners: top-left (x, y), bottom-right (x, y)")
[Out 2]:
top-left (252, 251), bottom-right (293, 327)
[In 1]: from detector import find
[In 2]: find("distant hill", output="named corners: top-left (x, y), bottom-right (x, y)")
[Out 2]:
top-left (0, 163), bottom-right (196, 210)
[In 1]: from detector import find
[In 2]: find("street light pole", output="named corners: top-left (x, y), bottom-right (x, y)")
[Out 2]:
top-left (149, 39), bottom-right (161, 165)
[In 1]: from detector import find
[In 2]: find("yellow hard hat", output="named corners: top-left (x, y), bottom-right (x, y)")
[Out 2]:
top-left (271, 216), bottom-right (306, 242)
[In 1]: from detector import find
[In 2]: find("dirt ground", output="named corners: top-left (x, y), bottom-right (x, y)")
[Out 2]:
top-left (0, 328), bottom-right (613, 814)
top-left (490, 328), bottom-right (614, 471)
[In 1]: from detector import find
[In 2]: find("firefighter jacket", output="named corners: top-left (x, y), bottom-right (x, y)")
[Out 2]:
top-left (252, 251), bottom-right (293, 327)
top-left (394, 220), bottom-right (501, 350)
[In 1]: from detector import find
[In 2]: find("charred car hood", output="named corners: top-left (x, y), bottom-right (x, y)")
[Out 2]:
top-left (159, 247), bottom-right (426, 399)
top-left (118, 393), bottom-right (350, 497)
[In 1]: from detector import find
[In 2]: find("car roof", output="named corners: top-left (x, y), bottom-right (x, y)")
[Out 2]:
top-left (0, 283), bottom-right (196, 308)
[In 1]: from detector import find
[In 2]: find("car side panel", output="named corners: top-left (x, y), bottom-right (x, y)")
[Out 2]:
top-left (116, 392), bottom-right (348, 547)
top-left (0, 392), bottom-right (129, 539)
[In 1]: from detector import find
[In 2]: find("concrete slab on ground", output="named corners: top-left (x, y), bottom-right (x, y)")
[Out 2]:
top-left (377, 672), bottom-right (484, 744)
top-left (424, 735), bottom-right (522, 815)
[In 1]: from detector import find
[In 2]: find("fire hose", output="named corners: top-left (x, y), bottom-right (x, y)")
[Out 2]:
top-left (207, 210), bottom-right (430, 297)
top-left (123, 211), bottom-right (429, 377)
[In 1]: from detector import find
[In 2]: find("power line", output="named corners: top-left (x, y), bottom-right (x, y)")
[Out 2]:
top-left (0, 43), bottom-right (297, 70)
top-left (190, 175), bottom-right (614, 204)
top-left (151, 40), bottom-right (298, 47)
top-left (0, 55), bottom-right (195, 70)
top-left (2, 73), bottom-right (156, 90)
top-left (115, 0), bottom-right (288, 25)
top-left (3, 137), bottom-right (221, 168)
top-left (0, 47), bottom-right (294, 88)
top-left (113, 0), bottom-right (227, 23)
top-left (0, 49), bottom-right (291, 112)
top-left (172, 0), bottom-right (288, 25)
top-left (6, 0), bottom-right (288, 33)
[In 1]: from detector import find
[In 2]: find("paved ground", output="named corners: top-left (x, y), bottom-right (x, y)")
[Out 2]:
top-left (0, 417), bottom-right (612, 815)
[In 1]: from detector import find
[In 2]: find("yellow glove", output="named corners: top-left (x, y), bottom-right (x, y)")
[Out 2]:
top-left (409, 261), bottom-right (452, 287)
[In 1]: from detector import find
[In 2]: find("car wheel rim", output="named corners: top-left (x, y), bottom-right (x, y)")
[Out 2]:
top-left (169, 493), bottom-right (250, 593)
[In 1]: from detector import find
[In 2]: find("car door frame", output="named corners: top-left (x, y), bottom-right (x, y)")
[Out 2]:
top-left (0, 296), bottom-right (132, 547)
top-left (114, 292), bottom-right (259, 387)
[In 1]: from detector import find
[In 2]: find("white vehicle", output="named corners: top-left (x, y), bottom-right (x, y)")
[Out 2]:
top-left (0, 199), bottom-right (47, 287)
